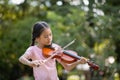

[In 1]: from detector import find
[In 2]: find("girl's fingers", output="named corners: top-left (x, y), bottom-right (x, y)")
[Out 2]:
top-left (31, 60), bottom-right (41, 67)
top-left (32, 60), bottom-right (46, 67)
top-left (79, 57), bottom-right (87, 64)
top-left (37, 60), bottom-right (46, 66)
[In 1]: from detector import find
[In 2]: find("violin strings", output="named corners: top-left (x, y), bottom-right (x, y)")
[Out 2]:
top-left (43, 39), bottom-right (76, 63)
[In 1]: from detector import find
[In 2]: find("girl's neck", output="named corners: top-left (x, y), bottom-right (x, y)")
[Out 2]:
top-left (37, 44), bottom-right (44, 49)
top-left (37, 43), bottom-right (52, 49)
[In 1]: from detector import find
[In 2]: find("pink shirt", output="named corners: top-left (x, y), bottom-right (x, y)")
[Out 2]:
top-left (24, 44), bottom-right (59, 80)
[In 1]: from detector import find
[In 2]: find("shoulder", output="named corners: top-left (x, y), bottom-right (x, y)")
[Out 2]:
top-left (26, 45), bottom-right (37, 52)
top-left (51, 43), bottom-right (62, 51)
top-left (27, 46), bottom-right (34, 50)
top-left (52, 43), bottom-right (61, 48)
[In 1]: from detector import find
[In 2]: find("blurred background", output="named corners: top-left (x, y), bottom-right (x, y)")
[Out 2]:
top-left (0, 0), bottom-right (120, 80)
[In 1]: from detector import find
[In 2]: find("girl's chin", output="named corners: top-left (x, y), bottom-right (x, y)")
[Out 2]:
top-left (46, 42), bottom-right (52, 45)
top-left (44, 43), bottom-right (52, 48)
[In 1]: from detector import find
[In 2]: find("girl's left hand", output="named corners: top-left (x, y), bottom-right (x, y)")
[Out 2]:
top-left (78, 57), bottom-right (87, 64)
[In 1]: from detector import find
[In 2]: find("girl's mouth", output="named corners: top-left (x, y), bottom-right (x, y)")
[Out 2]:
top-left (47, 41), bottom-right (52, 45)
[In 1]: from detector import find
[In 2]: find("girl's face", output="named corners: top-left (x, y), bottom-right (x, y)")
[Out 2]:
top-left (36, 28), bottom-right (53, 47)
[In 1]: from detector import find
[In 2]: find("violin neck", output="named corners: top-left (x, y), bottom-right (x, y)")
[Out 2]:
top-left (63, 50), bottom-right (99, 70)
top-left (63, 50), bottom-right (81, 60)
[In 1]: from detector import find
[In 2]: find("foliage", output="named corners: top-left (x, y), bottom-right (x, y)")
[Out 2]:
top-left (0, 0), bottom-right (120, 80)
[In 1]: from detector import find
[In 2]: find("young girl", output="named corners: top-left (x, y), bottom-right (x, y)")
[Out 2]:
top-left (19, 21), bottom-right (87, 80)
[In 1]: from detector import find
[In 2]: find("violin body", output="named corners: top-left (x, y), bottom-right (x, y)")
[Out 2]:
top-left (42, 47), bottom-right (99, 70)
top-left (42, 47), bottom-right (78, 63)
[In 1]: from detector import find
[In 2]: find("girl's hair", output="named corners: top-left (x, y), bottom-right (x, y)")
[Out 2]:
top-left (30, 21), bottom-right (50, 46)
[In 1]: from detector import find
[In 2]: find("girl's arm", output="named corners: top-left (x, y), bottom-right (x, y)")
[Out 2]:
top-left (54, 44), bottom-right (87, 71)
top-left (19, 54), bottom-right (42, 67)
top-left (58, 57), bottom-right (87, 71)
top-left (19, 54), bottom-right (32, 66)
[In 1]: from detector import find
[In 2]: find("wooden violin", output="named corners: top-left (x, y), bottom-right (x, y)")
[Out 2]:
top-left (42, 46), bottom-right (99, 70)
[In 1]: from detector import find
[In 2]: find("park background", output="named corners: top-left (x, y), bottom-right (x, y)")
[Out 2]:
top-left (0, 0), bottom-right (120, 80)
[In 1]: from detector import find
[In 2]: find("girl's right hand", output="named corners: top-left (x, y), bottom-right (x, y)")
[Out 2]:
top-left (29, 60), bottom-right (45, 67)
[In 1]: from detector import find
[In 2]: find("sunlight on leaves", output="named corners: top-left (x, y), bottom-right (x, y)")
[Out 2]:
top-left (94, 39), bottom-right (110, 54)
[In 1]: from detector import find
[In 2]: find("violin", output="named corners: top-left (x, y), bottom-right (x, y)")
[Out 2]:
top-left (42, 46), bottom-right (99, 70)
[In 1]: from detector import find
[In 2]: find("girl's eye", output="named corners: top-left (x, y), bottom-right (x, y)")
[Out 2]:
top-left (44, 33), bottom-right (52, 38)
top-left (44, 36), bottom-right (48, 38)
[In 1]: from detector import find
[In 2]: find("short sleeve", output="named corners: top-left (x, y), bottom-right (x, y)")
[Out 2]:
top-left (24, 46), bottom-right (33, 60)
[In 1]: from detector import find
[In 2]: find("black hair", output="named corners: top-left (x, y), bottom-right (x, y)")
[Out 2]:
top-left (30, 21), bottom-right (50, 46)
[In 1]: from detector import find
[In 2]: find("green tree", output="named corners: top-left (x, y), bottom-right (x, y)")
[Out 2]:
top-left (0, 0), bottom-right (120, 80)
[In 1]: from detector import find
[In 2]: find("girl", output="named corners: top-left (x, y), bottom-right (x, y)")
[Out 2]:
top-left (19, 21), bottom-right (87, 80)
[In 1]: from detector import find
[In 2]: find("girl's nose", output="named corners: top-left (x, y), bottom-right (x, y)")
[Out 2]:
top-left (48, 36), bottom-right (51, 41)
